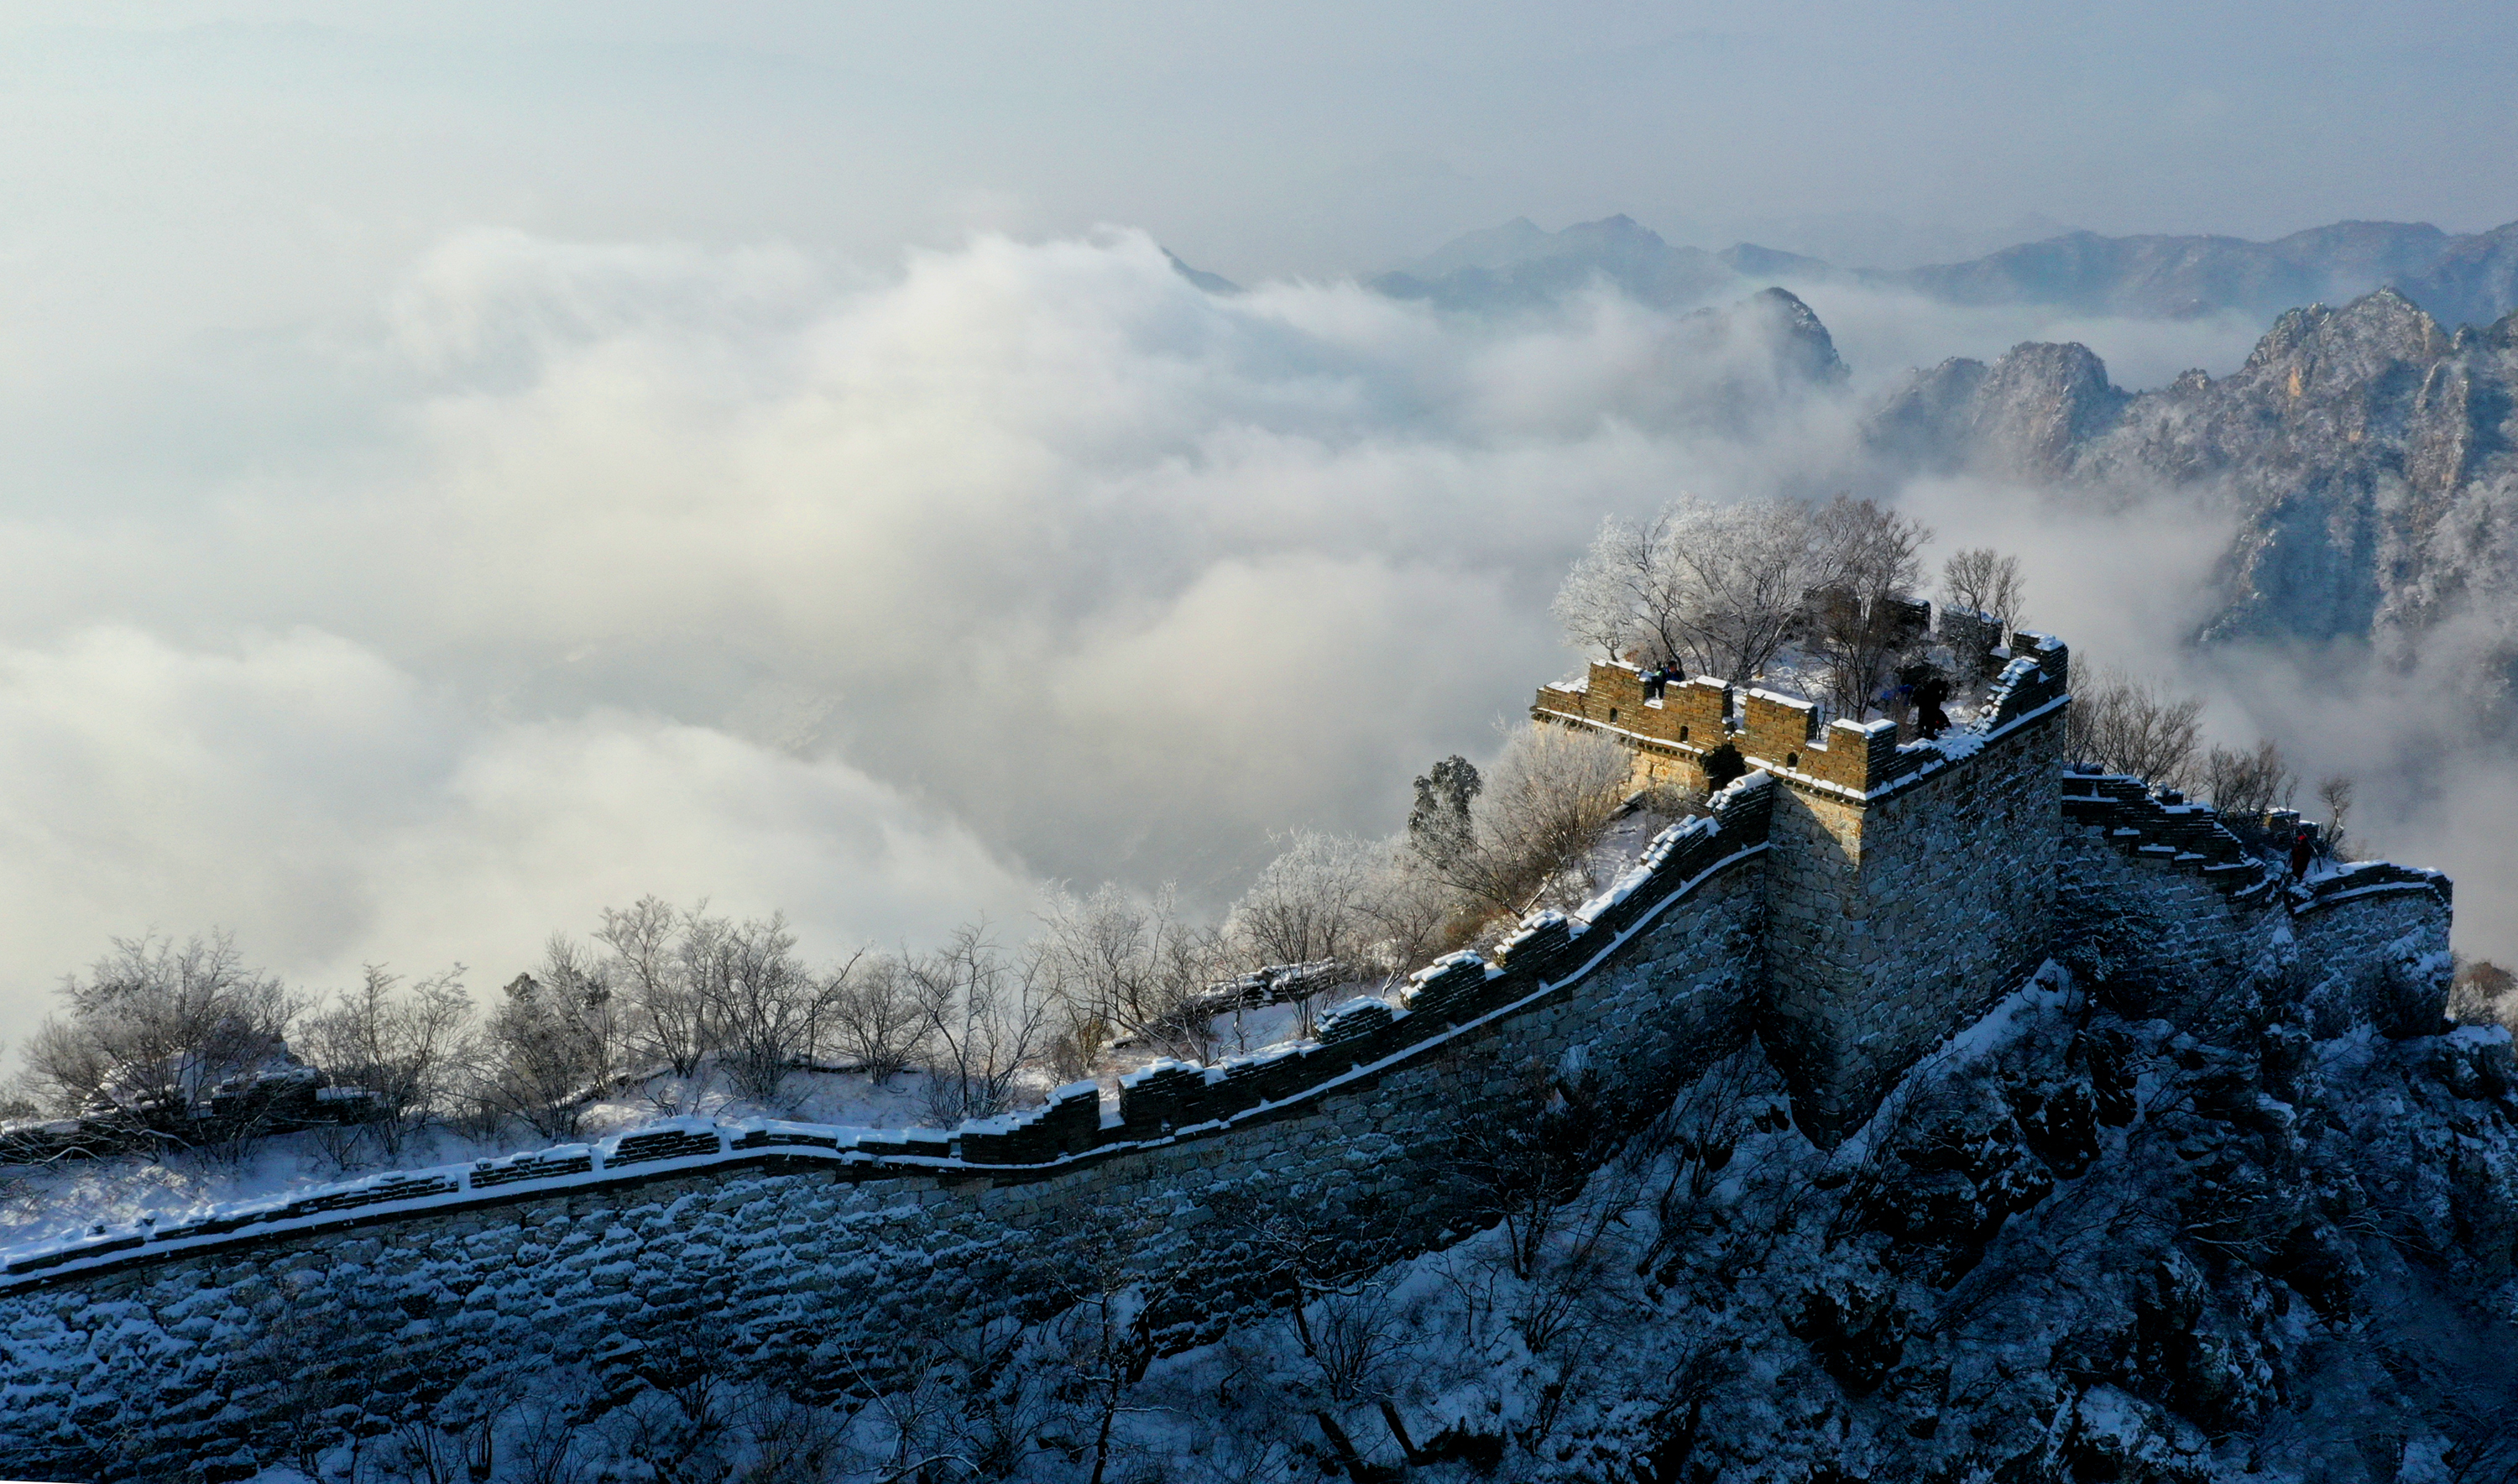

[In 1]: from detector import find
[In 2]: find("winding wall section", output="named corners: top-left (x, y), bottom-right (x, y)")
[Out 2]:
top-left (0, 786), bottom-right (1781, 1478)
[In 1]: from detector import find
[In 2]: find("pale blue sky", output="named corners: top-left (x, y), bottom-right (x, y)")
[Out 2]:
top-left (2, 1), bottom-right (2510, 295)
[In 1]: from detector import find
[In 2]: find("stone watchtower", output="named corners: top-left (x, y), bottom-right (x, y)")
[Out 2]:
top-left (1533, 624), bottom-right (2071, 1142)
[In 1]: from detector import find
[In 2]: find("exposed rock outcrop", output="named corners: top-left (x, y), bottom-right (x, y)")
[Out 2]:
top-left (1869, 290), bottom-right (2518, 708)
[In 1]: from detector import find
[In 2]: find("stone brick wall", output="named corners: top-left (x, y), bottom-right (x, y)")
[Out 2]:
top-left (2059, 827), bottom-right (2451, 998)
top-left (0, 793), bottom-right (1779, 1479)
top-left (1762, 715), bottom-right (2062, 1141)
top-left (2056, 769), bottom-right (2453, 1005)
top-left (1532, 625), bottom-right (2068, 804)
top-left (2291, 875), bottom-right (2458, 1012)
top-left (1540, 623), bottom-right (2074, 1145)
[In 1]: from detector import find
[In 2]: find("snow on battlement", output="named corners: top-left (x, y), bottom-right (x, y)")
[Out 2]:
top-left (1, 778), bottom-right (1784, 1288)
top-left (1533, 619), bottom-right (2068, 802)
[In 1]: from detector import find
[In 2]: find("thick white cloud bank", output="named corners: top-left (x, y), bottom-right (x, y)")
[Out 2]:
top-left (0, 627), bottom-right (1036, 1031)
top-left (0, 229), bottom-right (1778, 1043)
top-left (0, 226), bottom-right (2507, 1053)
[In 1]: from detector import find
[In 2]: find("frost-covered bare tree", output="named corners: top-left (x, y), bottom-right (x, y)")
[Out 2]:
top-left (1230, 830), bottom-right (1450, 1036)
top-left (297, 965), bottom-right (473, 1163)
top-left (1231, 831), bottom-right (1380, 975)
top-left (702, 912), bottom-right (828, 1105)
top-left (1553, 514), bottom-right (1658, 662)
top-left (910, 921), bottom-right (1054, 1124)
top-left (2197, 739), bottom-right (2297, 816)
top-left (594, 896), bottom-right (711, 1079)
top-left (822, 953), bottom-right (927, 1084)
top-left (1356, 840), bottom-right (1467, 981)
top-left (2318, 774), bottom-right (2357, 859)
top-left (1228, 829), bottom-right (1472, 1023)
top-left (2065, 668), bottom-right (2204, 789)
top-left (1671, 497), bottom-right (1839, 685)
top-left (1807, 495), bottom-right (1931, 720)
top-left (473, 938), bottom-right (618, 1139)
top-left (20, 933), bottom-right (302, 1133)
top-left (1553, 496), bottom-right (1828, 684)
top-left (1038, 885), bottom-right (1229, 1063)
top-left (1424, 724), bottom-right (1633, 918)
top-left (1939, 546), bottom-right (2025, 630)
top-left (1407, 756), bottom-right (1481, 870)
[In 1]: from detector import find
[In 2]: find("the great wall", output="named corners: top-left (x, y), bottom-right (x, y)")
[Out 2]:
top-left (0, 610), bottom-right (2458, 1479)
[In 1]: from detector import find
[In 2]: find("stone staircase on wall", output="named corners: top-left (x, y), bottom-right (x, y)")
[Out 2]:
top-left (2060, 771), bottom-right (2282, 905)
top-left (2060, 769), bottom-right (2451, 915)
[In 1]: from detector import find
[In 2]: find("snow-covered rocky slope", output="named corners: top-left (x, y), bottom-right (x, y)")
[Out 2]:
top-left (1132, 966), bottom-right (2518, 1483)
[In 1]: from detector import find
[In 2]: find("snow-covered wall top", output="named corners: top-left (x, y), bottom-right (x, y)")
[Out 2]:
top-left (1532, 619), bottom-right (2070, 802)
top-left (0, 614), bottom-right (2464, 1477)
top-left (0, 779), bottom-right (1785, 1293)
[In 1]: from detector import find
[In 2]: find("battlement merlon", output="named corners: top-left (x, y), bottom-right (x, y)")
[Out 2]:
top-left (1532, 624), bottom-right (2070, 803)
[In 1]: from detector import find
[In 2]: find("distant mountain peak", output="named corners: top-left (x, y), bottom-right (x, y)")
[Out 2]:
top-left (1720, 243), bottom-right (1835, 278)
top-left (1882, 218), bottom-right (2516, 327)
top-left (1162, 248), bottom-right (1241, 296)
top-left (1564, 212), bottom-right (1653, 238)
top-left (1376, 212), bottom-right (2518, 331)
top-left (1374, 214), bottom-right (1733, 314)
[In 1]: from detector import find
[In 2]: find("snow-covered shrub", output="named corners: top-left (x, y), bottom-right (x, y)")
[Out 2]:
top-left (296, 964), bottom-right (473, 1165)
top-left (1421, 722), bottom-right (1631, 921)
top-left (18, 932), bottom-right (301, 1137)
top-left (2450, 958), bottom-right (2517, 1031)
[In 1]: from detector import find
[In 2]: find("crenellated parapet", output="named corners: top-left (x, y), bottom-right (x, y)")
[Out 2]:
top-left (1537, 616), bottom-right (2075, 1142)
top-left (1533, 621), bottom-right (2070, 803)
top-left (2060, 768), bottom-right (2453, 917)
top-left (1, 779), bottom-right (1781, 1293)
top-left (0, 613), bottom-right (2468, 1475)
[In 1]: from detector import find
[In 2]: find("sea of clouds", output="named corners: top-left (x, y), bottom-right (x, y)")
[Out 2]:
top-left (0, 227), bottom-right (2505, 1053)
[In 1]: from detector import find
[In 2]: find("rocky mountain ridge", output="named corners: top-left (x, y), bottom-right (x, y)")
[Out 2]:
top-left (1873, 289), bottom-right (2518, 705)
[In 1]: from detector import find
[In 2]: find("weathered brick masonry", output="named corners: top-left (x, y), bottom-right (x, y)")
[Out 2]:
top-left (0, 623), bottom-right (2458, 1479)
top-left (1536, 626), bottom-right (2073, 1141)
top-left (2055, 768), bottom-right (2453, 1010)
top-left (0, 790), bottom-right (1779, 1476)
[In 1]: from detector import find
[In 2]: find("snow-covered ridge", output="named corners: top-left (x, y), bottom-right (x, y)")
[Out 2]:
top-left (1, 778), bottom-right (1784, 1290)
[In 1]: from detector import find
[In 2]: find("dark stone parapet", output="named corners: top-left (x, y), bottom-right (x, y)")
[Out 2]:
top-left (2295, 859), bottom-right (2453, 914)
top-left (2061, 770), bottom-right (2283, 905)
top-left (0, 1068), bottom-right (384, 1169)
top-left (2061, 769), bottom-right (2447, 916)
top-left (0, 777), bottom-right (1782, 1293)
